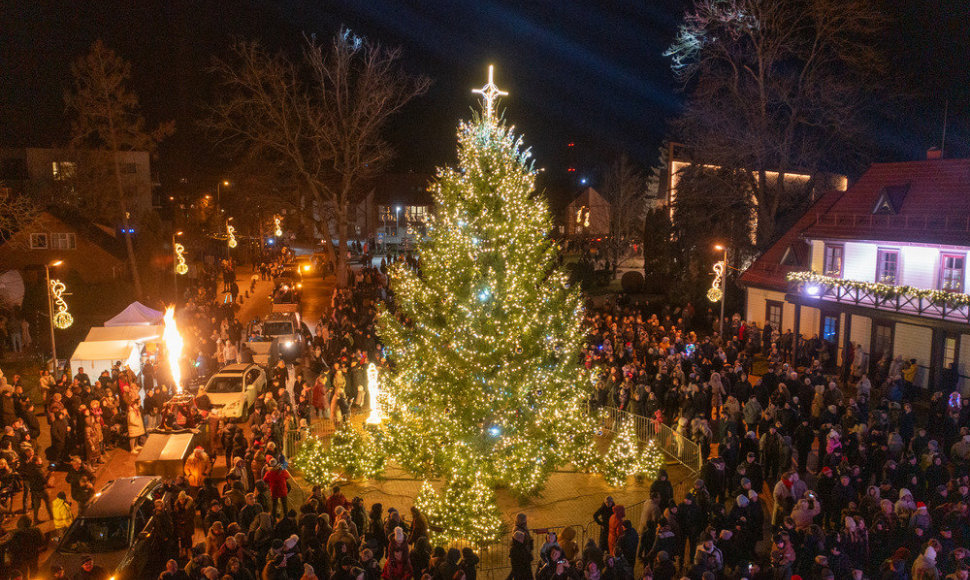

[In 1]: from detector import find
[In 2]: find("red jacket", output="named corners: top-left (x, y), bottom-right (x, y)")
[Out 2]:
top-left (262, 467), bottom-right (291, 498)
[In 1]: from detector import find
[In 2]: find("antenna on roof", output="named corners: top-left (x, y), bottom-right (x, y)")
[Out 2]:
top-left (941, 95), bottom-right (949, 158)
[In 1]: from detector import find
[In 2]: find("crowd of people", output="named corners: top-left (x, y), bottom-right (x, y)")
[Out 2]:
top-left (2, 248), bottom-right (970, 580)
top-left (582, 300), bottom-right (970, 579)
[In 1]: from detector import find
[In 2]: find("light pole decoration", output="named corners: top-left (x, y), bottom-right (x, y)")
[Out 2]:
top-left (227, 218), bottom-right (237, 248)
top-left (711, 244), bottom-right (728, 338)
top-left (44, 260), bottom-right (63, 373)
top-left (274, 215), bottom-right (283, 237)
top-left (50, 280), bottom-right (73, 329)
top-left (174, 242), bottom-right (188, 275)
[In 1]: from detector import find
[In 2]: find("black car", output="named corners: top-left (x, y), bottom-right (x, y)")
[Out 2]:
top-left (50, 476), bottom-right (168, 579)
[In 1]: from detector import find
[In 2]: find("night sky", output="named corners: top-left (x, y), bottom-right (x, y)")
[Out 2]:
top-left (2, 0), bottom-right (968, 200)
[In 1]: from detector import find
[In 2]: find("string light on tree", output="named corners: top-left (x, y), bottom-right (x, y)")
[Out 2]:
top-left (295, 65), bottom-right (664, 543)
top-left (174, 243), bottom-right (188, 275)
top-left (49, 280), bottom-right (73, 329)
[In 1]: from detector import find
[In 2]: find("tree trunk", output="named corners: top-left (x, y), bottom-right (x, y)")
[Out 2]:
top-left (115, 174), bottom-right (143, 297)
top-left (336, 203), bottom-right (350, 288)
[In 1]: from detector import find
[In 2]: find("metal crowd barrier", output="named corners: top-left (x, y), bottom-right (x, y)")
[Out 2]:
top-left (595, 406), bottom-right (703, 473)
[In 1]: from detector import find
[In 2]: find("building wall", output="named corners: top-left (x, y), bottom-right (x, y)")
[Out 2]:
top-left (849, 314), bottom-right (872, 352)
top-left (960, 336), bottom-right (970, 395)
top-left (0, 147), bottom-right (153, 220)
top-left (0, 213), bottom-right (124, 282)
top-left (893, 323), bottom-right (933, 388)
top-left (808, 239), bottom-right (970, 292)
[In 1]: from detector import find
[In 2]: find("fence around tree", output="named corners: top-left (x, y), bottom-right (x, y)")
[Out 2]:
top-left (595, 405), bottom-right (703, 473)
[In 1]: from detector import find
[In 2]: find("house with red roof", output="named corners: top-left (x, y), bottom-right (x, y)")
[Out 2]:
top-left (740, 154), bottom-right (970, 393)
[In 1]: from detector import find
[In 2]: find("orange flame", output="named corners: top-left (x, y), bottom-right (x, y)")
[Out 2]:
top-left (163, 306), bottom-right (184, 393)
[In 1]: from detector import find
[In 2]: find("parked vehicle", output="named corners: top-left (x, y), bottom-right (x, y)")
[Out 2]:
top-left (196, 363), bottom-right (267, 421)
top-left (257, 312), bottom-right (304, 362)
top-left (50, 476), bottom-right (167, 579)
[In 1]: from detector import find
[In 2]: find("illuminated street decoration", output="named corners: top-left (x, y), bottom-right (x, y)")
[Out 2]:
top-left (163, 306), bottom-right (184, 393)
top-left (576, 206), bottom-right (590, 228)
top-left (708, 260), bottom-right (725, 302)
top-left (50, 279), bottom-right (73, 329)
top-left (227, 219), bottom-right (237, 248)
top-left (274, 215), bottom-right (283, 237)
top-left (472, 64), bottom-right (507, 123)
top-left (365, 363), bottom-right (382, 424)
top-left (174, 243), bottom-right (188, 275)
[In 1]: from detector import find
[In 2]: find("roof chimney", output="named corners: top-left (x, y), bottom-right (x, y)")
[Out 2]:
top-left (927, 147), bottom-right (943, 160)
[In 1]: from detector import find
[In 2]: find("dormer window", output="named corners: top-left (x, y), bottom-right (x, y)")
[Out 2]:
top-left (873, 184), bottom-right (910, 215)
top-left (780, 244), bottom-right (805, 267)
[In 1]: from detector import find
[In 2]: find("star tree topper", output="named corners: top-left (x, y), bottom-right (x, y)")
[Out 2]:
top-left (472, 65), bottom-right (508, 122)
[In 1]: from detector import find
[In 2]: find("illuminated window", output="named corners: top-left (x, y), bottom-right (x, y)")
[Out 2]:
top-left (876, 249), bottom-right (899, 284)
top-left (30, 233), bottom-right (48, 249)
top-left (52, 161), bottom-right (77, 181)
top-left (406, 206), bottom-right (427, 222)
top-left (940, 254), bottom-right (965, 292)
top-left (51, 233), bottom-right (76, 250)
top-left (823, 244), bottom-right (843, 277)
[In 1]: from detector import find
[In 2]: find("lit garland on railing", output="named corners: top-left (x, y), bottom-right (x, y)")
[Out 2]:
top-left (787, 271), bottom-right (970, 308)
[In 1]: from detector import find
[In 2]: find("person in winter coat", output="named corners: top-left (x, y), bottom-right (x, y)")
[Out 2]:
top-left (184, 446), bottom-right (212, 489)
top-left (593, 496), bottom-right (615, 551)
top-left (650, 471), bottom-right (674, 507)
top-left (559, 526), bottom-right (580, 562)
top-left (174, 491), bottom-right (196, 560)
top-left (52, 491), bottom-right (73, 539)
top-left (127, 404), bottom-right (146, 451)
top-left (509, 531), bottom-right (534, 580)
top-left (204, 520), bottom-right (226, 558)
top-left (913, 545), bottom-right (941, 580)
top-left (607, 504), bottom-right (625, 556)
top-left (617, 520), bottom-right (638, 565)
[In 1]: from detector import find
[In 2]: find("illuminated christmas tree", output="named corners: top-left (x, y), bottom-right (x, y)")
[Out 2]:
top-left (600, 418), bottom-right (664, 487)
top-left (376, 67), bottom-right (591, 538)
top-left (295, 68), bottom-right (661, 543)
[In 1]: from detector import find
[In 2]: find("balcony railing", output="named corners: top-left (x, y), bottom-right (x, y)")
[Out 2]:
top-left (787, 272), bottom-right (970, 325)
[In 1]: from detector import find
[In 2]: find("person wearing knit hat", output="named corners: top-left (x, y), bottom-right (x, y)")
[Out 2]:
top-left (913, 545), bottom-right (939, 579)
top-left (736, 494), bottom-right (749, 508)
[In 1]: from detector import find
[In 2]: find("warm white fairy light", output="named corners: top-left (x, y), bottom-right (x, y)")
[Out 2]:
top-left (174, 243), bottom-right (188, 275)
top-left (227, 219), bottom-right (237, 248)
top-left (50, 279), bottom-right (73, 329)
top-left (472, 65), bottom-right (508, 123)
top-left (365, 363), bottom-right (382, 424)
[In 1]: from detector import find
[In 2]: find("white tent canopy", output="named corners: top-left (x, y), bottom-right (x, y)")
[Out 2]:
top-left (84, 325), bottom-right (162, 344)
top-left (70, 339), bottom-right (142, 379)
top-left (105, 301), bottom-right (163, 327)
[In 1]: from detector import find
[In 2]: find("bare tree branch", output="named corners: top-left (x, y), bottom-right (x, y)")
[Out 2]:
top-left (208, 29), bottom-right (431, 286)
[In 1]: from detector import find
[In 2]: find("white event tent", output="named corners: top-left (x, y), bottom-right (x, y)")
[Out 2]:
top-left (69, 302), bottom-right (165, 379)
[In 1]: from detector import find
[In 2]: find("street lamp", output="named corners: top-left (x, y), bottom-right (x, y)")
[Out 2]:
top-left (45, 260), bottom-right (63, 375)
top-left (395, 206), bottom-right (401, 235)
top-left (172, 231), bottom-right (184, 305)
top-left (217, 179), bottom-right (230, 214)
top-left (713, 244), bottom-right (728, 339)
